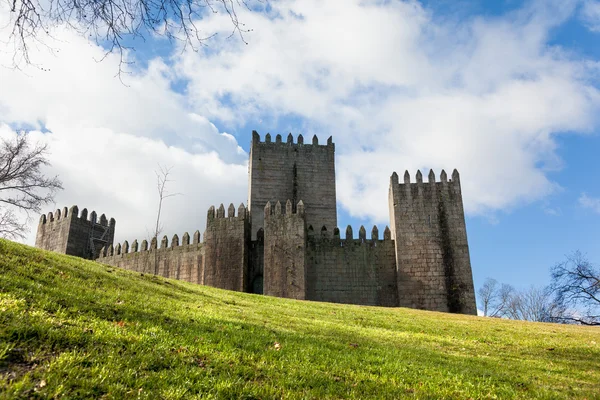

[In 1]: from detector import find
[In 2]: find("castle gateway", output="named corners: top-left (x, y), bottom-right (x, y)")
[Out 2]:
top-left (36, 131), bottom-right (477, 314)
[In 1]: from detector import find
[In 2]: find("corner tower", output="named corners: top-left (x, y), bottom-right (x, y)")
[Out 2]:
top-left (248, 131), bottom-right (336, 239)
top-left (35, 205), bottom-right (116, 259)
top-left (388, 170), bottom-right (476, 315)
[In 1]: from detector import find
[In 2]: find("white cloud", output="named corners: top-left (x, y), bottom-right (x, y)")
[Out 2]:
top-left (171, 0), bottom-right (600, 222)
top-left (542, 205), bottom-right (562, 216)
top-left (1, 0), bottom-right (600, 245)
top-left (0, 22), bottom-right (246, 164)
top-left (578, 193), bottom-right (600, 213)
top-left (0, 9), bottom-right (248, 245)
top-left (581, 0), bottom-right (600, 32)
top-left (0, 123), bottom-right (247, 246)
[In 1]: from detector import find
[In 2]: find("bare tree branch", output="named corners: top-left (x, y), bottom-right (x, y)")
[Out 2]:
top-left (0, 132), bottom-right (63, 239)
top-left (152, 163), bottom-right (181, 274)
top-left (5, 0), bottom-right (258, 76)
top-left (0, 207), bottom-right (29, 239)
top-left (550, 251), bottom-right (600, 326)
top-left (152, 163), bottom-right (181, 240)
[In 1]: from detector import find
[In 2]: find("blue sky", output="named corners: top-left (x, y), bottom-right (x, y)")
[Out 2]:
top-left (211, 0), bottom-right (600, 292)
top-left (2, 0), bottom-right (600, 302)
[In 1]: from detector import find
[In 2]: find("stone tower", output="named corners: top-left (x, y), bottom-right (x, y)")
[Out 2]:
top-left (248, 131), bottom-right (337, 239)
top-left (35, 205), bottom-right (115, 260)
top-left (203, 203), bottom-right (250, 292)
top-left (388, 170), bottom-right (476, 314)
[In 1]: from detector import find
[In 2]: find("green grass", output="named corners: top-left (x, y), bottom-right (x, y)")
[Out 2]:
top-left (0, 239), bottom-right (599, 399)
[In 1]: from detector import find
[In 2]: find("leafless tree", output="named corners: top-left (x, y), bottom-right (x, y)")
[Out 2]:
top-left (478, 278), bottom-right (566, 323)
top-left (503, 286), bottom-right (565, 323)
top-left (151, 164), bottom-right (179, 274)
top-left (152, 164), bottom-right (178, 240)
top-left (478, 278), bottom-right (514, 317)
top-left (550, 251), bottom-right (600, 326)
top-left (0, 132), bottom-right (63, 239)
top-left (478, 278), bottom-right (498, 316)
top-left (6, 0), bottom-right (257, 74)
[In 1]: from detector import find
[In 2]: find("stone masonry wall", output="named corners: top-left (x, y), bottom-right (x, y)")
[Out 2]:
top-left (263, 200), bottom-right (307, 300)
top-left (97, 231), bottom-right (203, 283)
top-left (249, 230), bottom-right (265, 294)
top-left (388, 170), bottom-right (476, 314)
top-left (248, 131), bottom-right (337, 239)
top-left (70, 208), bottom-right (116, 259)
top-left (36, 205), bottom-right (115, 259)
top-left (36, 207), bottom-right (71, 254)
top-left (306, 225), bottom-right (398, 307)
top-left (203, 203), bottom-right (250, 292)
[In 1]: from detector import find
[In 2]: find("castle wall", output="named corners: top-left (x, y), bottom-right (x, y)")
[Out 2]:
top-left (248, 131), bottom-right (337, 240)
top-left (97, 231), bottom-right (203, 284)
top-left (306, 226), bottom-right (398, 307)
top-left (35, 206), bottom-right (115, 259)
top-left (202, 203), bottom-right (250, 292)
top-left (388, 170), bottom-right (476, 314)
top-left (263, 200), bottom-right (307, 300)
top-left (34, 132), bottom-right (477, 316)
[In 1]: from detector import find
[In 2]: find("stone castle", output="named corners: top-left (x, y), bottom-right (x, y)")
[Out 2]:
top-left (36, 131), bottom-right (477, 314)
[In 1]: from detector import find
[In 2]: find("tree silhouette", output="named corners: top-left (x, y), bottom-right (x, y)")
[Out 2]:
top-left (0, 132), bottom-right (62, 239)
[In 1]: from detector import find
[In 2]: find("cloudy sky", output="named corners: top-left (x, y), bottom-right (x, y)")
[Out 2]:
top-left (2, 0), bottom-right (600, 295)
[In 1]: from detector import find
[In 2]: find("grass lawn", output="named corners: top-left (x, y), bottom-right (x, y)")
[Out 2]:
top-left (1, 239), bottom-right (599, 399)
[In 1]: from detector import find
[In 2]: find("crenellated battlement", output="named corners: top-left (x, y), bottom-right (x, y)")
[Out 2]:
top-left (38, 205), bottom-right (116, 227)
top-left (390, 169), bottom-right (461, 186)
top-left (96, 229), bottom-right (204, 284)
top-left (98, 230), bottom-right (202, 259)
top-left (251, 130), bottom-right (334, 148)
top-left (207, 203), bottom-right (248, 220)
top-left (306, 224), bottom-right (393, 245)
top-left (264, 200), bottom-right (305, 218)
top-left (38, 206), bottom-right (67, 224)
top-left (389, 169), bottom-right (463, 206)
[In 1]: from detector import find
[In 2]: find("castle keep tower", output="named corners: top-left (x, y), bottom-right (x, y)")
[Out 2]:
top-left (248, 131), bottom-right (337, 239)
top-left (36, 131), bottom-right (477, 316)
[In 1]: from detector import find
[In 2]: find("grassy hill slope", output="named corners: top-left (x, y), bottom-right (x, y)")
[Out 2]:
top-left (1, 239), bottom-right (599, 399)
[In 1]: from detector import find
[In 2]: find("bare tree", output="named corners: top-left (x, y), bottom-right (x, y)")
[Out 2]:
top-left (478, 278), bottom-right (514, 317)
top-left (478, 278), bottom-right (566, 323)
top-left (151, 164), bottom-right (179, 274)
top-left (0, 132), bottom-right (63, 239)
top-left (503, 286), bottom-right (565, 323)
top-left (152, 164), bottom-right (178, 242)
top-left (478, 278), bottom-right (498, 316)
top-left (550, 251), bottom-right (600, 326)
top-left (496, 283), bottom-right (515, 317)
top-left (6, 0), bottom-right (256, 72)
